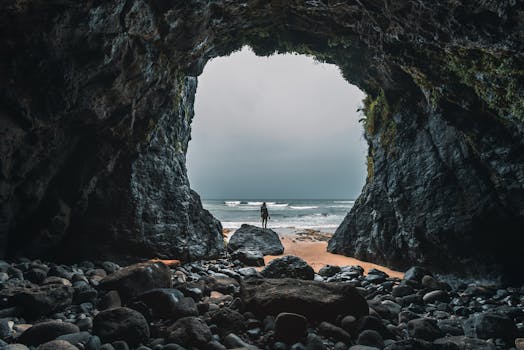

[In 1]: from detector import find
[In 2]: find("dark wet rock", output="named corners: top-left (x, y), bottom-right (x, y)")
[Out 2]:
top-left (383, 339), bottom-right (457, 350)
top-left (200, 275), bottom-right (240, 295)
top-left (407, 318), bottom-right (444, 341)
top-left (99, 262), bottom-right (172, 301)
top-left (93, 307), bottom-right (150, 346)
top-left (421, 276), bottom-right (450, 291)
top-left (341, 315), bottom-right (358, 334)
top-left (56, 332), bottom-right (92, 348)
top-left (463, 312), bottom-right (518, 342)
top-left (357, 330), bottom-right (384, 349)
top-left (19, 321), bottom-right (79, 346)
top-left (4, 284), bottom-right (73, 319)
top-left (261, 256), bottom-right (314, 280)
top-left (166, 316), bottom-right (212, 347)
top-left (135, 288), bottom-right (183, 319)
top-left (422, 290), bottom-right (449, 304)
top-left (318, 265), bottom-right (341, 278)
top-left (112, 341), bottom-right (129, 350)
top-left (37, 340), bottom-right (79, 350)
top-left (356, 317), bottom-right (396, 340)
top-left (207, 308), bottom-right (245, 336)
top-left (228, 224), bottom-right (284, 255)
top-left (402, 267), bottom-right (430, 283)
top-left (306, 333), bottom-right (327, 350)
top-left (241, 278), bottom-right (368, 321)
top-left (319, 322), bottom-right (351, 343)
top-left (98, 290), bottom-right (122, 310)
top-left (231, 249), bottom-right (265, 267)
top-left (434, 336), bottom-right (496, 350)
top-left (274, 313), bottom-right (307, 344)
top-left (4, 345), bottom-right (30, 350)
top-left (349, 346), bottom-right (380, 350)
top-left (23, 269), bottom-right (47, 284)
top-left (223, 333), bottom-right (256, 349)
top-left (391, 285), bottom-right (413, 298)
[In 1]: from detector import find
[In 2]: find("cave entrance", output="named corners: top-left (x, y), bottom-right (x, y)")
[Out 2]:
top-left (187, 46), bottom-right (367, 239)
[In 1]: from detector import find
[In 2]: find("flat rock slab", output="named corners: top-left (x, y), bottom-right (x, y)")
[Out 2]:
top-left (240, 278), bottom-right (368, 321)
top-left (228, 224), bottom-right (284, 255)
top-left (98, 261), bottom-right (172, 300)
top-left (1, 283), bottom-right (73, 319)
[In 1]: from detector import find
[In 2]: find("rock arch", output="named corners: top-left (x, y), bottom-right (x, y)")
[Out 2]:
top-left (1, 1), bottom-right (523, 280)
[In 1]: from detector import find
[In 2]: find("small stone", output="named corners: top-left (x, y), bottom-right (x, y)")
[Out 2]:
top-left (166, 316), bottom-right (212, 347)
top-left (112, 340), bottom-right (129, 350)
top-left (19, 321), bottom-right (79, 346)
top-left (341, 315), bottom-right (357, 334)
top-left (463, 312), bottom-right (517, 342)
top-left (422, 290), bottom-right (449, 304)
top-left (403, 267), bottom-right (431, 283)
top-left (274, 312), bottom-right (307, 343)
top-left (318, 322), bottom-right (351, 343)
top-left (318, 265), bottom-right (341, 277)
top-left (407, 318), bottom-right (443, 341)
top-left (356, 330), bottom-right (384, 349)
top-left (98, 290), bottom-right (122, 310)
top-left (37, 340), bottom-right (79, 350)
top-left (261, 256), bottom-right (315, 280)
top-left (93, 307), bottom-right (150, 346)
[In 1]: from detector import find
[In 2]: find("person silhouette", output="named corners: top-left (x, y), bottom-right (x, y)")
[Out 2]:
top-left (261, 202), bottom-right (270, 228)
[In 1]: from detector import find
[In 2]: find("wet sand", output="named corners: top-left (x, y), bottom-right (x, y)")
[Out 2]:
top-left (264, 237), bottom-right (404, 279)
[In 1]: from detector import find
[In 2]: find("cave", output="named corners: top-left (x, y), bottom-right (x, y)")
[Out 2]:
top-left (1, 1), bottom-right (523, 281)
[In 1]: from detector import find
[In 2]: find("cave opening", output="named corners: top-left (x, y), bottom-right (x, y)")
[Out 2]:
top-left (187, 46), bottom-right (367, 235)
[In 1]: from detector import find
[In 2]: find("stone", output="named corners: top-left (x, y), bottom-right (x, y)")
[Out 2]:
top-left (3, 284), bottom-right (73, 319)
top-left (463, 312), bottom-right (518, 342)
top-left (407, 318), bottom-right (444, 341)
top-left (391, 285), bottom-right (413, 298)
top-left (56, 331), bottom-right (92, 347)
top-left (19, 321), bottom-right (79, 346)
top-left (37, 340), bottom-right (79, 350)
top-left (434, 336), bottom-right (496, 350)
top-left (241, 278), bottom-right (368, 321)
top-left (135, 288), bottom-right (184, 318)
top-left (341, 315), bottom-right (357, 334)
top-left (228, 224), bottom-right (284, 255)
top-left (261, 256), bottom-right (315, 280)
top-left (422, 290), bottom-right (449, 304)
top-left (93, 307), bottom-right (150, 346)
top-left (223, 333), bottom-right (256, 349)
top-left (98, 262), bottom-right (172, 301)
top-left (231, 249), bottom-right (265, 267)
top-left (402, 267), bottom-right (431, 283)
top-left (98, 290), bottom-right (122, 310)
top-left (166, 316), bottom-right (212, 347)
top-left (208, 307), bottom-right (245, 336)
top-left (357, 330), bottom-right (384, 349)
top-left (349, 346), bottom-right (380, 350)
top-left (319, 322), bottom-right (351, 343)
top-left (274, 313), bottom-right (307, 343)
top-left (356, 317), bottom-right (396, 340)
top-left (3, 345), bottom-right (30, 350)
top-left (24, 269), bottom-right (47, 284)
top-left (201, 275), bottom-right (240, 295)
top-left (318, 265), bottom-right (341, 277)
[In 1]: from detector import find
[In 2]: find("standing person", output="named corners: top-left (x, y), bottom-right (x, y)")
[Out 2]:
top-left (261, 202), bottom-right (270, 228)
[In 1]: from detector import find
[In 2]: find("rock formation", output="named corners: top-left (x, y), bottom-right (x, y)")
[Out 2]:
top-left (1, 1), bottom-right (523, 279)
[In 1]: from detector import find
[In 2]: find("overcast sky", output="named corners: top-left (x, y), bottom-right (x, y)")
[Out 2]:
top-left (186, 47), bottom-right (367, 200)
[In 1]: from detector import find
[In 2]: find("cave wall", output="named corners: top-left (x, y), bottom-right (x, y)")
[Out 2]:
top-left (1, 1), bottom-right (523, 277)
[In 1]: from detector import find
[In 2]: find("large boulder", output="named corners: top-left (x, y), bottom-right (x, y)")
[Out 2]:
top-left (463, 312), bottom-right (518, 342)
top-left (240, 278), bottom-right (368, 321)
top-left (3, 283), bottom-right (73, 319)
top-left (228, 224), bottom-right (284, 255)
top-left (98, 261), bottom-right (172, 300)
top-left (93, 307), bottom-right (150, 346)
top-left (261, 256), bottom-right (315, 280)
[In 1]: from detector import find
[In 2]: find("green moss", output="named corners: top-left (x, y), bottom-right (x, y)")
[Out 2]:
top-left (367, 153), bottom-right (374, 181)
top-left (445, 49), bottom-right (524, 121)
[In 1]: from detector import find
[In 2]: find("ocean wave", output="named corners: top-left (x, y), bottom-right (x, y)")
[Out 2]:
top-left (289, 205), bottom-right (318, 210)
top-left (333, 200), bottom-right (355, 204)
top-left (224, 201), bottom-right (241, 207)
top-left (268, 203), bottom-right (289, 208)
top-left (247, 201), bottom-right (263, 206)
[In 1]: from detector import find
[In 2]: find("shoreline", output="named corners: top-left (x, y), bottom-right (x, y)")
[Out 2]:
top-left (224, 226), bottom-right (404, 279)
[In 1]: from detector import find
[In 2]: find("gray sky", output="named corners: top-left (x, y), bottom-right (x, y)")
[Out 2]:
top-left (186, 47), bottom-right (367, 200)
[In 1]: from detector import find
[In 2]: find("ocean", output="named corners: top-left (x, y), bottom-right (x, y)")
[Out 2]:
top-left (201, 199), bottom-right (355, 233)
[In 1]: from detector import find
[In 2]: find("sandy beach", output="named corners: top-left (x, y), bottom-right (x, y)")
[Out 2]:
top-left (226, 228), bottom-right (404, 279)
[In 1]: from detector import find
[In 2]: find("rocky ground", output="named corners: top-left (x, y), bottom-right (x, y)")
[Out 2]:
top-left (0, 255), bottom-right (523, 350)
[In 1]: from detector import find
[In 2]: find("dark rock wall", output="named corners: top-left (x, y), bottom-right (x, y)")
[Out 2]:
top-left (1, 1), bottom-right (523, 278)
